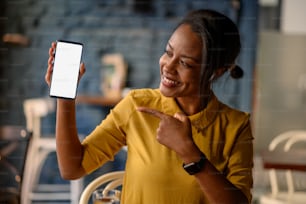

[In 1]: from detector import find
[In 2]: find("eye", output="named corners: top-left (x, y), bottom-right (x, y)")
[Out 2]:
top-left (164, 49), bottom-right (173, 57)
top-left (180, 60), bottom-right (192, 68)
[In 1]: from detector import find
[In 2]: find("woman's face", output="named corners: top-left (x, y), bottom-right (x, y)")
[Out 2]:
top-left (159, 24), bottom-right (203, 99)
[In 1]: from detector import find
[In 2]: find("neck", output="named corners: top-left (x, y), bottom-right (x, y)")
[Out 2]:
top-left (175, 94), bottom-right (210, 116)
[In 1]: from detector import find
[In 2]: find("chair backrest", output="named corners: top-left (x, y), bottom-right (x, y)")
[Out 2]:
top-left (79, 171), bottom-right (124, 204)
top-left (268, 130), bottom-right (306, 151)
top-left (267, 130), bottom-right (306, 196)
top-left (23, 98), bottom-right (55, 136)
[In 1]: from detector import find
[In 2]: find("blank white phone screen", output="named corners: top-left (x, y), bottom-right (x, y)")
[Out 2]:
top-left (50, 41), bottom-right (83, 99)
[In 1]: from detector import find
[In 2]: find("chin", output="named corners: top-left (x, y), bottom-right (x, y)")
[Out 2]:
top-left (159, 85), bottom-right (176, 98)
top-left (160, 91), bottom-right (172, 98)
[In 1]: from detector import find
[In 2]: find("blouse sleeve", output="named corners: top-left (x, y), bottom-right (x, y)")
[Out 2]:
top-left (226, 116), bottom-right (254, 203)
top-left (81, 91), bottom-right (135, 174)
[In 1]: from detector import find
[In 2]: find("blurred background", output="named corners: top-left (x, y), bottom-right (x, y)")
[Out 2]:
top-left (1, 0), bottom-right (306, 203)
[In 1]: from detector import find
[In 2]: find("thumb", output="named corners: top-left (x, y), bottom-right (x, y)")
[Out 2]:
top-left (78, 62), bottom-right (86, 81)
top-left (80, 62), bottom-right (86, 75)
top-left (173, 112), bottom-right (189, 122)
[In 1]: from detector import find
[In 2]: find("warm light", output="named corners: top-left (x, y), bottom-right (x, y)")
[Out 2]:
top-left (15, 175), bottom-right (21, 183)
top-left (20, 129), bottom-right (27, 138)
top-left (2, 33), bottom-right (30, 46)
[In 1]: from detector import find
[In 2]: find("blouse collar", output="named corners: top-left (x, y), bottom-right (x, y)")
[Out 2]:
top-left (161, 91), bottom-right (220, 130)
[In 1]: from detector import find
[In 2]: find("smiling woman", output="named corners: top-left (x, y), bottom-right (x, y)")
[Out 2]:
top-left (159, 24), bottom-right (204, 113)
top-left (45, 9), bottom-right (253, 204)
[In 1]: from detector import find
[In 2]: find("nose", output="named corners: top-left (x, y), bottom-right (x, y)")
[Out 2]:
top-left (161, 54), bottom-right (177, 74)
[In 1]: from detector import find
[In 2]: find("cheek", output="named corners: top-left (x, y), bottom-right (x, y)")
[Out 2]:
top-left (183, 72), bottom-right (201, 86)
top-left (159, 54), bottom-right (166, 68)
top-left (159, 55), bottom-right (165, 74)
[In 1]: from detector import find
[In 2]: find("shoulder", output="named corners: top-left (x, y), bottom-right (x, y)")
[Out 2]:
top-left (218, 103), bottom-right (253, 141)
top-left (113, 88), bottom-right (162, 112)
top-left (128, 88), bottom-right (161, 98)
top-left (218, 100), bottom-right (250, 122)
top-left (214, 99), bottom-right (251, 132)
top-left (125, 88), bottom-right (162, 106)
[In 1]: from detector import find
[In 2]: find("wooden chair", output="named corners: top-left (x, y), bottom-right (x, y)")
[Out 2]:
top-left (21, 98), bottom-right (83, 204)
top-left (79, 171), bottom-right (124, 204)
top-left (260, 130), bottom-right (306, 204)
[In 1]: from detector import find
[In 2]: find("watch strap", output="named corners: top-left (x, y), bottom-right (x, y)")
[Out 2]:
top-left (182, 152), bottom-right (206, 175)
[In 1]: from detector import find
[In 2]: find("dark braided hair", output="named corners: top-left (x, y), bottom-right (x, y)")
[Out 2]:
top-left (176, 9), bottom-right (243, 105)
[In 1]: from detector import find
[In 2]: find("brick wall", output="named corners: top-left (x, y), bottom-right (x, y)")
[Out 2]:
top-left (0, 0), bottom-right (259, 128)
top-left (0, 0), bottom-right (179, 127)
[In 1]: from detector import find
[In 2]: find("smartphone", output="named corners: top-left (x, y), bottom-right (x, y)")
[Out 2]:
top-left (49, 40), bottom-right (83, 99)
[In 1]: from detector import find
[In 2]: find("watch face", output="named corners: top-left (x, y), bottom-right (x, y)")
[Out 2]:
top-left (183, 153), bottom-right (206, 175)
top-left (184, 163), bottom-right (201, 175)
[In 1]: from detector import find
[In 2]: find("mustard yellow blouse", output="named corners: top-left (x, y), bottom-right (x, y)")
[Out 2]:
top-left (82, 88), bottom-right (253, 204)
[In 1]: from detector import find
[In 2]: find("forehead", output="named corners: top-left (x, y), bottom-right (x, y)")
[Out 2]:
top-left (169, 24), bottom-right (203, 59)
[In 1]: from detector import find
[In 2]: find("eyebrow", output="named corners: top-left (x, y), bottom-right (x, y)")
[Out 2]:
top-left (168, 42), bottom-right (202, 63)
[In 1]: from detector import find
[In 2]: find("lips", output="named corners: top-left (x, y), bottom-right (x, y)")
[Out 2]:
top-left (161, 75), bottom-right (180, 87)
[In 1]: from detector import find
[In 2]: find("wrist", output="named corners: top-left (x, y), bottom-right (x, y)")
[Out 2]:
top-left (182, 152), bottom-right (207, 175)
top-left (178, 142), bottom-right (202, 164)
top-left (58, 98), bottom-right (75, 105)
top-left (57, 98), bottom-right (76, 112)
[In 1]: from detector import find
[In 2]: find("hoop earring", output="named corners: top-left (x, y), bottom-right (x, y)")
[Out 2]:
top-left (209, 74), bottom-right (215, 91)
top-left (210, 80), bottom-right (214, 91)
top-left (209, 73), bottom-right (215, 82)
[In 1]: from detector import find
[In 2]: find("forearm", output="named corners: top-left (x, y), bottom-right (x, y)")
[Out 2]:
top-left (76, 95), bottom-right (121, 106)
top-left (179, 145), bottom-right (249, 204)
top-left (56, 99), bottom-right (86, 180)
top-left (195, 161), bottom-right (249, 204)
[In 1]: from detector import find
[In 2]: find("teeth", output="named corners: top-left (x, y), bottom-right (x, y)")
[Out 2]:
top-left (163, 76), bottom-right (179, 85)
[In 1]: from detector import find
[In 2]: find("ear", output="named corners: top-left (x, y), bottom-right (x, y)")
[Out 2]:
top-left (215, 68), bottom-right (227, 77)
top-left (211, 68), bottom-right (226, 81)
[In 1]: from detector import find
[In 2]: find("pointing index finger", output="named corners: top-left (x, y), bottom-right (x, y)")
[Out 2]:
top-left (137, 107), bottom-right (166, 119)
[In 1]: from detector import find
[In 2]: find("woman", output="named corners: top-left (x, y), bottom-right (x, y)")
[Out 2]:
top-left (45, 9), bottom-right (253, 204)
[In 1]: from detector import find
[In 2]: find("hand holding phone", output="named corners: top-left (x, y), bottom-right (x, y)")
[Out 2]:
top-left (49, 40), bottom-right (83, 99)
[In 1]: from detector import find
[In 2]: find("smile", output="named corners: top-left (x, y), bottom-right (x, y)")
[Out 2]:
top-left (162, 76), bottom-right (180, 87)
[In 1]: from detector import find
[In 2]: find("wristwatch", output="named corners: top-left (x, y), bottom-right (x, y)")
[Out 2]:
top-left (182, 152), bottom-right (206, 175)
